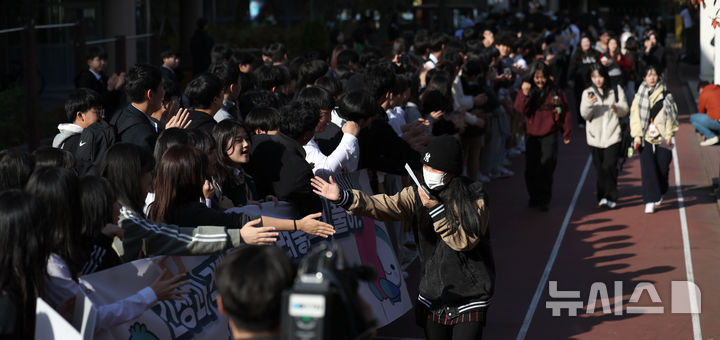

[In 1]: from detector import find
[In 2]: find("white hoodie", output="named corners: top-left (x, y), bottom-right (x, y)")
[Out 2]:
top-left (52, 123), bottom-right (84, 148)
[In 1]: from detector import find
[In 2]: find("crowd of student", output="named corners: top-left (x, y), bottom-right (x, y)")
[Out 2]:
top-left (0, 3), bottom-right (694, 339)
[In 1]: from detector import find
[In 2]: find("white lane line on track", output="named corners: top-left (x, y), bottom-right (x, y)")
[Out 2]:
top-left (516, 155), bottom-right (592, 340)
top-left (671, 136), bottom-right (703, 340)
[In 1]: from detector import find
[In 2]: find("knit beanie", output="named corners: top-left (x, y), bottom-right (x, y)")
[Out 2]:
top-left (421, 135), bottom-right (463, 174)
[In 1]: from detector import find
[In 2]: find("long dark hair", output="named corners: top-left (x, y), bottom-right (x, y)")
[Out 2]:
top-left (148, 145), bottom-right (207, 223)
top-left (588, 63), bottom-right (611, 99)
top-left (0, 149), bottom-right (35, 191)
top-left (213, 119), bottom-right (247, 186)
top-left (99, 143), bottom-right (155, 216)
top-left (0, 190), bottom-right (48, 339)
top-left (436, 176), bottom-right (484, 238)
top-left (79, 176), bottom-right (116, 241)
top-left (25, 167), bottom-right (83, 279)
top-left (526, 61), bottom-right (557, 113)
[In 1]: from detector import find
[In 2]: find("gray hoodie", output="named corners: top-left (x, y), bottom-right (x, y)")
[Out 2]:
top-left (52, 123), bottom-right (83, 148)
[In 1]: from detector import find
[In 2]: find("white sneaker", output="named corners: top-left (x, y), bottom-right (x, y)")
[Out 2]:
top-left (598, 198), bottom-right (608, 207)
top-left (700, 136), bottom-right (719, 146)
top-left (655, 197), bottom-right (663, 206)
top-left (606, 200), bottom-right (617, 209)
top-left (644, 203), bottom-right (655, 214)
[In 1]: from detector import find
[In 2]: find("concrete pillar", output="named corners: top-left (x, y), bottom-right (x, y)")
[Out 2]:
top-left (700, 3), bottom-right (714, 82)
top-left (103, 0), bottom-right (136, 73)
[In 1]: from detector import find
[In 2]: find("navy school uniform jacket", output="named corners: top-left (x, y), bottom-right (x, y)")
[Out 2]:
top-left (247, 132), bottom-right (322, 217)
top-left (110, 104), bottom-right (158, 154)
top-left (185, 109), bottom-right (217, 136)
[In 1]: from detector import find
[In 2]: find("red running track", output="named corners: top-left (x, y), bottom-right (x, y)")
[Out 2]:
top-left (377, 59), bottom-right (720, 340)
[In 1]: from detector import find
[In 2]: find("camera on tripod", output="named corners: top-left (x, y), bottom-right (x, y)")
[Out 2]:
top-left (281, 242), bottom-right (377, 340)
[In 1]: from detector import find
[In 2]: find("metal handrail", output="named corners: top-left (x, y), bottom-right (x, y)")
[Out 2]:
top-left (127, 33), bottom-right (153, 40)
top-left (0, 27), bottom-right (24, 34)
top-left (36, 23), bottom-right (78, 29)
top-left (86, 37), bottom-right (118, 45)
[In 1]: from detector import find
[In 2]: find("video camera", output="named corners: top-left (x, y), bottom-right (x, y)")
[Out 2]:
top-left (281, 242), bottom-right (377, 340)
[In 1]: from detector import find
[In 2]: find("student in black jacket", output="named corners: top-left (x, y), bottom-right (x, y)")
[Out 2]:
top-left (52, 88), bottom-right (103, 154)
top-left (75, 46), bottom-right (125, 118)
top-left (356, 62), bottom-right (422, 174)
top-left (148, 144), bottom-right (334, 239)
top-left (248, 102), bottom-right (322, 216)
top-left (184, 73), bottom-right (223, 135)
top-left (110, 64), bottom-right (190, 153)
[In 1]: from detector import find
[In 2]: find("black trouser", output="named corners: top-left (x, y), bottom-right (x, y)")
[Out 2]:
top-left (591, 143), bottom-right (621, 202)
top-left (424, 321), bottom-right (483, 340)
top-left (639, 144), bottom-right (672, 203)
top-left (525, 133), bottom-right (559, 205)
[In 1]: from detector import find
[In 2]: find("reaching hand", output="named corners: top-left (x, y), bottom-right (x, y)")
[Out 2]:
top-left (150, 263), bottom-right (191, 301)
top-left (202, 180), bottom-right (215, 200)
top-left (521, 81), bottom-right (532, 96)
top-left (341, 121), bottom-right (361, 136)
top-left (430, 110), bottom-right (444, 121)
top-left (588, 92), bottom-right (598, 103)
top-left (418, 186), bottom-right (439, 208)
top-left (311, 176), bottom-right (341, 201)
top-left (240, 218), bottom-right (278, 245)
top-left (165, 108), bottom-right (192, 129)
top-left (297, 212), bottom-right (336, 238)
top-left (101, 223), bottom-right (124, 240)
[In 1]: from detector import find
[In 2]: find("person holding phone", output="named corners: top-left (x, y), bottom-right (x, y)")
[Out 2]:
top-left (580, 64), bottom-right (629, 209)
top-left (514, 61), bottom-right (573, 211)
top-left (312, 136), bottom-right (494, 340)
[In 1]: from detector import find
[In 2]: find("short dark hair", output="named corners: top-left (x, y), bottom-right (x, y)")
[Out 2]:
top-left (86, 46), bottom-right (108, 61)
top-left (65, 88), bottom-right (102, 122)
top-left (336, 49), bottom-right (359, 67)
top-left (185, 73), bottom-right (223, 109)
top-left (363, 62), bottom-right (396, 102)
top-left (211, 44), bottom-right (233, 64)
top-left (337, 91), bottom-right (381, 122)
top-left (238, 89), bottom-right (281, 119)
top-left (32, 146), bottom-right (75, 170)
top-left (429, 32), bottom-right (450, 52)
top-left (279, 102), bottom-right (319, 140)
top-left (462, 58), bottom-right (487, 78)
top-left (0, 150), bottom-right (35, 191)
top-left (245, 107), bottom-right (281, 133)
top-left (392, 38), bottom-right (408, 56)
top-left (313, 75), bottom-right (342, 98)
top-left (209, 62), bottom-right (241, 92)
top-left (414, 29), bottom-right (431, 55)
top-left (253, 65), bottom-right (288, 91)
top-left (232, 50), bottom-right (258, 66)
top-left (298, 60), bottom-right (328, 88)
top-left (262, 42), bottom-right (287, 63)
top-left (295, 87), bottom-right (334, 111)
top-left (421, 90), bottom-right (452, 116)
top-left (160, 49), bottom-right (179, 60)
top-left (216, 245), bottom-right (295, 333)
top-left (125, 64), bottom-right (163, 103)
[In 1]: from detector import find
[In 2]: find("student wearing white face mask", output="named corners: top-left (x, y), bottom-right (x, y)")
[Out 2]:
top-left (312, 136), bottom-right (494, 340)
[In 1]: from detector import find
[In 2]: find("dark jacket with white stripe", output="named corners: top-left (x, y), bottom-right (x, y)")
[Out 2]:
top-left (116, 207), bottom-right (248, 262)
top-left (336, 183), bottom-right (495, 317)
